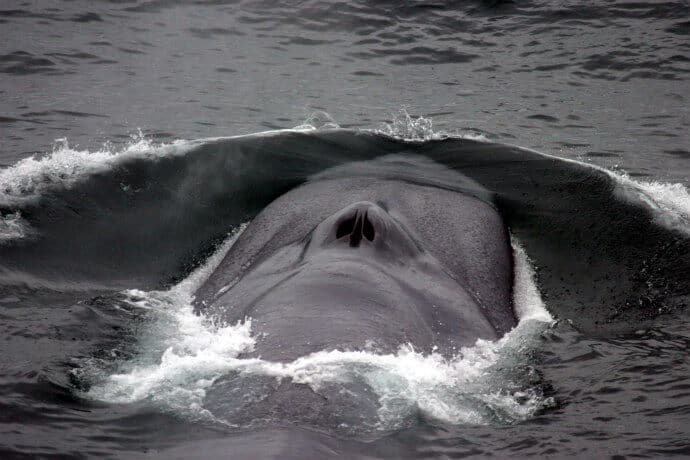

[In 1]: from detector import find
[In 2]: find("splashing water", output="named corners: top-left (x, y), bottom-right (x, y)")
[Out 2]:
top-left (79, 227), bottom-right (555, 432)
top-left (509, 143), bottom-right (690, 238)
top-left (373, 109), bottom-right (490, 143)
top-left (612, 171), bottom-right (690, 237)
top-left (375, 109), bottom-right (448, 141)
top-left (0, 132), bottom-right (193, 207)
top-left (293, 110), bottom-right (341, 131)
top-left (0, 212), bottom-right (31, 243)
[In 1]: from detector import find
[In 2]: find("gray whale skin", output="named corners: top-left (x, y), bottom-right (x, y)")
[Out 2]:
top-left (195, 161), bottom-right (518, 363)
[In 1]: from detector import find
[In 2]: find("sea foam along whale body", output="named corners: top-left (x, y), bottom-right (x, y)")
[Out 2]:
top-left (194, 155), bottom-right (517, 362)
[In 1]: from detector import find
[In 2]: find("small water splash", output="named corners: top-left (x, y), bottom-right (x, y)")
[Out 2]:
top-left (375, 109), bottom-right (447, 141)
top-left (0, 131), bottom-right (192, 207)
top-left (373, 109), bottom-right (490, 143)
top-left (0, 211), bottom-right (31, 243)
top-left (293, 110), bottom-right (340, 130)
top-left (612, 172), bottom-right (690, 236)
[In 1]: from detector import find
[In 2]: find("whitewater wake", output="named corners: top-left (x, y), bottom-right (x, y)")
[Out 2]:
top-left (78, 224), bottom-right (554, 431)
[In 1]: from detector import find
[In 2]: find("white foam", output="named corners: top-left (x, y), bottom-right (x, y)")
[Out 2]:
top-left (0, 212), bottom-right (31, 243)
top-left (511, 238), bottom-right (552, 322)
top-left (0, 133), bottom-right (195, 207)
top-left (82, 228), bottom-right (554, 430)
top-left (0, 127), bottom-right (330, 215)
top-left (374, 109), bottom-right (448, 141)
top-left (85, 223), bottom-right (250, 421)
top-left (372, 109), bottom-right (489, 143)
top-left (293, 110), bottom-right (341, 131)
top-left (611, 172), bottom-right (690, 237)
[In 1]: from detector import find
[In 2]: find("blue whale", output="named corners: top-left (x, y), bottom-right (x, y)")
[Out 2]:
top-left (195, 156), bottom-right (517, 362)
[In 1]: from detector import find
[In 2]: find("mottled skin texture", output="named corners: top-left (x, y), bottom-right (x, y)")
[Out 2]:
top-left (195, 176), bottom-right (516, 363)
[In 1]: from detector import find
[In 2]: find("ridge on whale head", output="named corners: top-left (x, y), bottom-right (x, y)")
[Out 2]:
top-left (195, 154), bottom-right (517, 363)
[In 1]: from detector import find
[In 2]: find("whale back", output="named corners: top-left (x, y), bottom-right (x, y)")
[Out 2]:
top-left (195, 156), bottom-right (516, 351)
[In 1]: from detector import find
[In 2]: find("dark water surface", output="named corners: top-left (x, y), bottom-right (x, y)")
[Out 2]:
top-left (1, 1), bottom-right (689, 458)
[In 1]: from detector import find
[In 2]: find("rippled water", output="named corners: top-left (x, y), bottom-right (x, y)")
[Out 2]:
top-left (1, 1), bottom-right (689, 458)
top-left (2, 1), bottom-right (688, 181)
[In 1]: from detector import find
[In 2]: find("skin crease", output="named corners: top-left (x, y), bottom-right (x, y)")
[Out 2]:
top-left (195, 172), bottom-right (516, 363)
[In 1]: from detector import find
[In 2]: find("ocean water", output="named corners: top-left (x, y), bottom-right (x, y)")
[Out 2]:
top-left (0, 1), bottom-right (688, 458)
